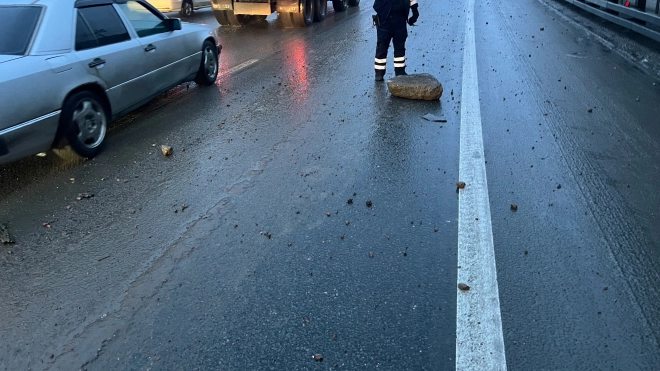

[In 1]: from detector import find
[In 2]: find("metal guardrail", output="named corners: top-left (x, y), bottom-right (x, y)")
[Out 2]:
top-left (562, 0), bottom-right (660, 42)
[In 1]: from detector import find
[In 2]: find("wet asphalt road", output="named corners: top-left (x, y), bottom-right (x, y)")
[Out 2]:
top-left (1, 0), bottom-right (660, 370)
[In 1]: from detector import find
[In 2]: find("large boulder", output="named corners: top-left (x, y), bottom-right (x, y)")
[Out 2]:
top-left (387, 73), bottom-right (443, 101)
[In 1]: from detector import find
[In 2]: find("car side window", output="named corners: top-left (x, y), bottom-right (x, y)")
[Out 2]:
top-left (117, 1), bottom-right (169, 38)
top-left (75, 13), bottom-right (97, 51)
top-left (76, 5), bottom-right (130, 50)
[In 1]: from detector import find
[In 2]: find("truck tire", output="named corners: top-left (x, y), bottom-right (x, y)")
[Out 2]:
top-left (214, 9), bottom-right (230, 25)
top-left (348, 0), bottom-right (359, 6)
top-left (332, 0), bottom-right (348, 12)
top-left (314, 0), bottom-right (327, 21)
top-left (292, 0), bottom-right (315, 27)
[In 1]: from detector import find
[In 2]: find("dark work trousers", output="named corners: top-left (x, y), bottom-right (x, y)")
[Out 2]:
top-left (374, 13), bottom-right (408, 76)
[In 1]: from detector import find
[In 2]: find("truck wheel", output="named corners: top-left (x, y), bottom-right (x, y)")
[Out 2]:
top-left (314, 0), bottom-right (327, 21)
top-left (292, 0), bottom-right (315, 27)
top-left (332, 0), bottom-right (348, 12)
top-left (59, 91), bottom-right (108, 159)
top-left (180, 0), bottom-right (193, 17)
top-left (214, 10), bottom-right (231, 25)
top-left (348, 0), bottom-right (359, 6)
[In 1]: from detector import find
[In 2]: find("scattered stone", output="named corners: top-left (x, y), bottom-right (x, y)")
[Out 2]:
top-left (76, 193), bottom-right (95, 200)
top-left (510, 204), bottom-right (518, 211)
top-left (603, 286), bottom-right (608, 291)
top-left (312, 354), bottom-right (323, 362)
top-left (347, 198), bottom-right (353, 204)
top-left (457, 181), bottom-right (466, 189)
top-left (458, 283), bottom-right (470, 291)
top-left (557, 184), bottom-right (562, 189)
top-left (326, 212), bottom-right (331, 217)
top-left (387, 73), bottom-right (443, 100)
top-left (366, 200), bottom-right (373, 207)
top-left (340, 235), bottom-right (344, 240)
top-left (588, 108), bottom-right (593, 113)
top-left (524, 250), bottom-right (529, 255)
top-left (43, 222), bottom-right (51, 228)
top-left (421, 113), bottom-right (447, 122)
top-left (369, 252), bottom-right (375, 258)
top-left (161, 145), bottom-right (173, 156)
top-left (345, 221), bottom-right (350, 225)
top-left (434, 227), bottom-right (439, 232)
top-left (333, 333), bottom-right (338, 339)
top-left (1, 225), bottom-right (13, 245)
top-left (540, 27), bottom-right (545, 31)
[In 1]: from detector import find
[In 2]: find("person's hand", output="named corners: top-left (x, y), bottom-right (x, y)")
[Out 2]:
top-left (408, 3), bottom-right (419, 26)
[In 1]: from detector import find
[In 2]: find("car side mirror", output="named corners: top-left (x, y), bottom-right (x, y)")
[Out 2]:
top-left (164, 18), bottom-right (182, 31)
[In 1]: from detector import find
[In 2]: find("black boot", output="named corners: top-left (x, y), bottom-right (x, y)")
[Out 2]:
top-left (375, 70), bottom-right (385, 81)
top-left (395, 67), bottom-right (408, 76)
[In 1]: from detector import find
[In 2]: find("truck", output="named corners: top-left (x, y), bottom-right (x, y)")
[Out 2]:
top-left (210, 0), bottom-right (360, 27)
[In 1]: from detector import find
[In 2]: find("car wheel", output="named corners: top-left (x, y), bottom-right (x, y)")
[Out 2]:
top-left (332, 0), bottom-right (348, 12)
top-left (194, 40), bottom-right (219, 86)
top-left (313, 0), bottom-right (327, 21)
top-left (181, 0), bottom-right (193, 17)
top-left (60, 91), bottom-right (108, 159)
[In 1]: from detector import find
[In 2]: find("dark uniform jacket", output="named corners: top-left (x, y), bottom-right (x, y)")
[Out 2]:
top-left (373, 0), bottom-right (416, 21)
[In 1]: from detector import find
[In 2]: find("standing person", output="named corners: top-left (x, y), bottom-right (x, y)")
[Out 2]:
top-left (373, 0), bottom-right (420, 81)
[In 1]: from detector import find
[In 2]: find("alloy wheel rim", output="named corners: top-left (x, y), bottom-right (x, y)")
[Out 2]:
top-left (204, 47), bottom-right (217, 79)
top-left (72, 99), bottom-right (106, 149)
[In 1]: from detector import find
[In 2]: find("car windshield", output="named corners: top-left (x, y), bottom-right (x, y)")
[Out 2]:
top-left (0, 6), bottom-right (42, 55)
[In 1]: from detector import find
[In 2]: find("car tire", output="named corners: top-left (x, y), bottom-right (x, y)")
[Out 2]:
top-left (313, 0), bottom-right (327, 22)
top-left (194, 40), bottom-right (219, 86)
top-left (59, 91), bottom-right (108, 159)
top-left (332, 0), bottom-right (348, 12)
top-left (181, 0), bottom-right (193, 17)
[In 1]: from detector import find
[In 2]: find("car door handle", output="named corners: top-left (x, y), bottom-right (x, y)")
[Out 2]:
top-left (88, 58), bottom-right (106, 68)
top-left (144, 44), bottom-right (156, 52)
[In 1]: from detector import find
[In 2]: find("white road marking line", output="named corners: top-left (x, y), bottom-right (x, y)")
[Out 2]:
top-left (456, 0), bottom-right (507, 369)
top-left (219, 59), bottom-right (259, 78)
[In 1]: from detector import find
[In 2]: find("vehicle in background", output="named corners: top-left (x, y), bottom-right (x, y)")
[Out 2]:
top-left (147, 0), bottom-right (211, 18)
top-left (0, 0), bottom-right (221, 165)
top-left (211, 0), bottom-right (359, 28)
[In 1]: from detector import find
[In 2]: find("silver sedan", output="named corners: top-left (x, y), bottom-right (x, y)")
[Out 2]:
top-left (0, 0), bottom-right (221, 164)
